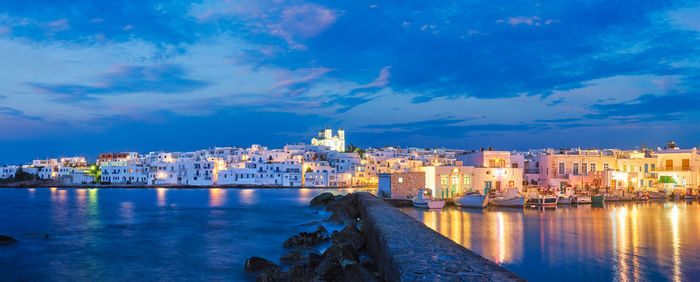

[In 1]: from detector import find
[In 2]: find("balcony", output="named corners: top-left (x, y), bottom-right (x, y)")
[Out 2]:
top-left (655, 167), bottom-right (691, 172)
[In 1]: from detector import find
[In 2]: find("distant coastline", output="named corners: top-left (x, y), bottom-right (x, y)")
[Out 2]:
top-left (0, 181), bottom-right (378, 190)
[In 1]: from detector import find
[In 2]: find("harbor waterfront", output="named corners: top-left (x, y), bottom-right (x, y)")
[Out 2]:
top-left (0, 187), bottom-right (370, 281)
top-left (402, 202), bottom-right (700, 281)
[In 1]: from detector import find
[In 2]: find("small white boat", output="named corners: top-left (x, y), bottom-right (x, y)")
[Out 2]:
top-left (558, 196), bottom-right (572, 205)
top-left (492, 188), bottom-right (525, 208)
top-left (528, 195), bottom-right (558, 207)
top-left (492, 197), bottom-right (525, 207)
top-left (454, 193), bottom-right (489, 208)
top-left (412, 188), bottom-right (445, 209)
top-left (574, 196), bottom-right (592, 204)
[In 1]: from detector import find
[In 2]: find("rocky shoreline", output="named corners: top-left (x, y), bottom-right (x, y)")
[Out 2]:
top-left (0, 182), bottom-right (376, 189)
top-left (244, 192), bottom-right (383, 281)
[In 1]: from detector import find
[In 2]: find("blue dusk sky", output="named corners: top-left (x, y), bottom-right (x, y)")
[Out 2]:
top-left (1, 0), bottom-right (700, 163)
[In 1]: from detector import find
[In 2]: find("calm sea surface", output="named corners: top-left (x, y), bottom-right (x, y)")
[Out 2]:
top-left (0, 188), bottom-right (365, 281)
top-left (402, 201), bottom-right (700, 281)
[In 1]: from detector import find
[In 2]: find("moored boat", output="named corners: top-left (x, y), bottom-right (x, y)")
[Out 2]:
top-left (412, 188), bottom-right (445, 209)
top-left (558, 196), bottom-right (572, 205)
top-left (528, 195), bottom-right (558, 207)
top-left (454, 193), bottom-right (489, 209)
top-left (574, 195), bottom-right (592, 204)
top-left (605, 194), bottom-right (620, 202)
top-left (591, 195), bottom-right (605, 204)
top-left (492, 197), bottom-right (525, 208)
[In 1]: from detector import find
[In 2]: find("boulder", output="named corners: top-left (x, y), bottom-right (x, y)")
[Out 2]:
top-left (283, 226), bottom-right (330, 248)
top-left (0, 235), bottom-right (17, 245)
top-left (307, 252), bottom-right (322, 268)
top-left (244, 257), bottom-right (281, 273)
top-left (338, 263), bottom-right (381, 282)
top-left (314, 258), bottom-right (343, 281)
top-left (285, 263), bottom-right (316, 281)
top-left (331, 225), bottom-right (365, 251)
top-left (256, 268), bottom-right (286, 282)
top-left (310, 192), bottom-right (335, 206)
top-left (279, 251), bottom-right (307, 265)
top-left (322, 242), bottom-right (359, 268)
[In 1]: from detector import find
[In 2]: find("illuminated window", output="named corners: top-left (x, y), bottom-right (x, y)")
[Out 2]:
top-left (398, 177), bottom-right (404, 183)
top-left (463, 175), bottom-right (471, 186)
top-left (590, 163), bottom-right (596, 173)
top-left (558, 162), bottom-right (565, 175)
top-left (440, 175), bottom-right (449, 186)
top-left (582, 163), bottom-right (587, 176)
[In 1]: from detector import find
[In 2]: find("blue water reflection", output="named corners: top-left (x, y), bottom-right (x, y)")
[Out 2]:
top-left (402, 202), bottom-right (700, 281)
top-left (0, 188), bottom-right (366, 281)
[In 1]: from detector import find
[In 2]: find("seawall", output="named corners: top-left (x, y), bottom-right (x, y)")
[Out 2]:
top-left (356, 192), bottom-right (523, 281)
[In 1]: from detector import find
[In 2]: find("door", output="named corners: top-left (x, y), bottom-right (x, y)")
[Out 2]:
top-left (495, 181), bottom-right (501, 192)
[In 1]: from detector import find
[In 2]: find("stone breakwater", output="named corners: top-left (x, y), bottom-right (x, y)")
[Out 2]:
top-left (244, 192), bottom-right (522, 281)
top-left (244, 192), bottom-right (382, 282)
top-left (357, 192), bottom-right (523, 281)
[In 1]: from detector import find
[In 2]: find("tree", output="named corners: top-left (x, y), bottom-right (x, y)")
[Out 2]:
top-left (11, 168), bottom-right (38, 182)
top-left (87, 165), bottom-right (101, 183)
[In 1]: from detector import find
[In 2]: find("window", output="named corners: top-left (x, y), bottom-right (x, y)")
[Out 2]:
top-left (644, 164), bottom-right (649, 173)
top-left (582, 163), bottom-right (588, 176)
top-left (604, 163), bottom-right (609, 170)
top-left (622, 165), bottom-right (627, 172)
top-left (440, 175), bottom-right (448, 186)
top-left (651, 164), bottom-right (655, 171)
top-left (682, 159), bottom-right (690, 169)
top-left (508, 181), bottom-right (514, 188)
top-left (512, 163), bottom-right (518, 168)
top-left (573, 163), bottom-right (579, 175)
top-left (666, 159), bottom-right (673, 169)
top-left (463, 175), bottom-right (471, 186)
top-left (398, 177), bottom-right (404, 183)
top-left (485, 181), bottom-right (492, 189)
top-left (558, 162), bottom-right (565, 175)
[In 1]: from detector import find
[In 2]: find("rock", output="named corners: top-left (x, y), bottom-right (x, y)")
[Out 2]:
top-left (245, 257), bottom-right (281, 273)
top-left (280, 251), bottom-right (307, 265)
top-left (0, 235), bottom-right (17, 245)
top-left (322, 242), bottom-right (359, 268)
top-left (283, 226), bottom-right (330, 248)
top-left (285, 263), bottom-right (315, 281)
top-left (331, 225), bottom-right (365, 251)
top-left (310, 192), bottom-right (335, 206)
top-left (315, 257), bottom-right (344, 281)
top-left (308, 252), bottom-right (322, 268)
top-left (337, 263), bottom-right (381, 282)
top-left (326, 195), bottom-right (360, 224)
top-left (256, 268), bottom-right (286, 282)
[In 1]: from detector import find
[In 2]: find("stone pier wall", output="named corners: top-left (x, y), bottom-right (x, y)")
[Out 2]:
top-left (356, 192), bottom-right (523, 281)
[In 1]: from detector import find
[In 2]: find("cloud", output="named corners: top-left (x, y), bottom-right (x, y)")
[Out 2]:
top-left (506, 16), bottom-right (542, 26)
top-left (587, 92), bottom-right (700, 120)
top-left (0, 107), bottom-right (41, 120)
top-left (28, 64), bottom-right (209, 101)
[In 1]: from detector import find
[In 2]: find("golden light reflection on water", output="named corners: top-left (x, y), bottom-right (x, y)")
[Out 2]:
top-left (403, 201), bottom-right (700, 280)
top-left (157, 188), bottom-right (167, 207)
top-left (671, 204), bottom-right (681, 282)
top-left (209, 188), bottom-right (227, 207)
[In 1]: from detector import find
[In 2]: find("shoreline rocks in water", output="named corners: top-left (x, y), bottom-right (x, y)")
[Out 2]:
top-left (245, 193), bottom-right (383, 281)
top-left (282, 225), bottom-right (329, 249)
top-left (0, 235), bottom-right (17, 245)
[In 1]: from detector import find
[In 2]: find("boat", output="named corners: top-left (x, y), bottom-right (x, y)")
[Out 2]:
top-left (605, 194), bottom-right (620, 202)
top-left (454, 192), bottom-right (489, 209)
top-left (528, 195), bottom-right (558, 207)
top-left (557, 186), bottom-right (573, 205)
top-left (591, 195), bottom-right (605, 204)
top-left (648, 191), bottom-right (666, 199)
top-left (491, 188), bottom-right (525, 208)
top-left (574, 195), bottom-right (592, 204)
top-left (685, 188), bottom-right (697, 201)
top-left (412, 188), bottom-right (445, 209)
top-left (558, 196), bottom-right (572, 205)
top-left (635, 192), bottom-right (650, 201)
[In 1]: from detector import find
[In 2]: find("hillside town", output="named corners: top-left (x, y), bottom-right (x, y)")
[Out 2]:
top-left (1, 128), bottom-right (699, 197)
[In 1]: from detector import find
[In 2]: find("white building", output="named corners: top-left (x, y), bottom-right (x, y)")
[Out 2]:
top-left (311, 128), bottom-right (345, 152)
